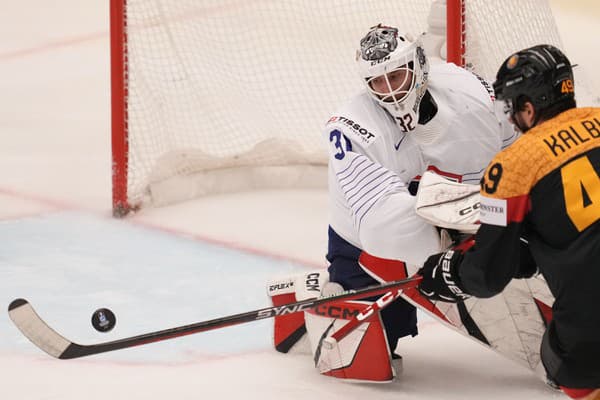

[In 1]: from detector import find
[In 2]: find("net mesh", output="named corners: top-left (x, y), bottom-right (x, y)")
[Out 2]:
top-left (115, 0), bottom-right (590, 208)
top-left (121, 0), bottom-right (432, 206)
top-left (463, 0), bottom-right (562, 79)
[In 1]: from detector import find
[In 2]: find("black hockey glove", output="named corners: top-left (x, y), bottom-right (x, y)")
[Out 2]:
top-left (417, 250), bottom-right (471, 303)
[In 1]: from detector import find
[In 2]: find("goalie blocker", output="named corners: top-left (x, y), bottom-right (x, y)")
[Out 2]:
top-left (267, 271), bottom-right (397, 382)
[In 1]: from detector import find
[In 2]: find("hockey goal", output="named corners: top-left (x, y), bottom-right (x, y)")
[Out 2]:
top-left (110, 0), bottom-right (568, 216)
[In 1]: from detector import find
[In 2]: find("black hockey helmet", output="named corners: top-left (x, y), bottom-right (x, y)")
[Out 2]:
top-left (493, 44), bottom-right (575, 120)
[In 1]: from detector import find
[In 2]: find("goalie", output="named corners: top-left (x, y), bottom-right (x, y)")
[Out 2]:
top-left (269, 23), bottom-right (517, 382)
top-left (418, 45), bottom-right (600, 399)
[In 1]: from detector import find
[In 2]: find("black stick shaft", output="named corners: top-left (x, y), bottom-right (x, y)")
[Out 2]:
top-left (8, 276), bottom-right (421, 359)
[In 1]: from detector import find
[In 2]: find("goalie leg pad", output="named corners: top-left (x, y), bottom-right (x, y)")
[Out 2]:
top-left (358, 252), bottom-right (419, 349)
top-left (267, 270), bottom-right (326, 353)
top-left (305, 291), bottom-right (394, 382)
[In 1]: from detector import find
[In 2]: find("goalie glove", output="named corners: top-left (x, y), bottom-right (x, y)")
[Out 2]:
top-left (415, 170), bottom-right (481, 234)
top-left (417, 250), bottom-right (471, 303)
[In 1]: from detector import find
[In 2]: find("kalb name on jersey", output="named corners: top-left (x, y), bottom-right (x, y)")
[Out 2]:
top-left (542, 117), bottom-right (600, 157)
top-left (327, 115), bottom-right (376, 145)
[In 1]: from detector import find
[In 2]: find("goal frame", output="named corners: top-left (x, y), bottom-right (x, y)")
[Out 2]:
top-left (110, 0), bottom-right (129, 216)
top-left (107, 0), bottom-right (525, 217)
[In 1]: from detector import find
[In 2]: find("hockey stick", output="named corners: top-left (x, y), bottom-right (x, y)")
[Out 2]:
top-left (8, 275), bottom-right (421, 360)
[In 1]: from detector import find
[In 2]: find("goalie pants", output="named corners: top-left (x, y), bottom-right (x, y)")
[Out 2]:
top-left (326, 227), bottom-right (418, 352)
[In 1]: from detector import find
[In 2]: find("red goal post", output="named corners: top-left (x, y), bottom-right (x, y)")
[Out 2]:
top-left (109, 0), bottom-right (570, 216)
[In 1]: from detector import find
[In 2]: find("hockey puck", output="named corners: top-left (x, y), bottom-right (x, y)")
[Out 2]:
top-left (91, 308), bottom-right (116, 332)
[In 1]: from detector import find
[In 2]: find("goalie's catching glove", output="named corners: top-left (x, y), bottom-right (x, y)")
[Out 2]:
top-left (417, 250), bottom-right (471, 303)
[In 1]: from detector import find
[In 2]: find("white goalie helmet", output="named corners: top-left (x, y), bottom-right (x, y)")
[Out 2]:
top-left (357, 24), bottom-right (429, 132)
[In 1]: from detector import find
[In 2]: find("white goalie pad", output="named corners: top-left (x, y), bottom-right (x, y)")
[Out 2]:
top-left (415, 170), bottom-right (481, 233)
top-left (305, 296), bottom-right (395, 382)
top-left (266, 270), bottom-right (327, 354)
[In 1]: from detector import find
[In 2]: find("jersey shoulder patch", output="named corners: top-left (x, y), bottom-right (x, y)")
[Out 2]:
top-left (326, 115), bottom-right (377, 147)
top-left (479, 195), bottom-right (508, 226)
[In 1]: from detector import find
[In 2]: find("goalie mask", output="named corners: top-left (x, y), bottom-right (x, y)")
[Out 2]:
top-left (357, 24), bottom-right (429, 133)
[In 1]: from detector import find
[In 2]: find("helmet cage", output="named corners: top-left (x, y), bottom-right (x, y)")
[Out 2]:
top-left (357, 24), bottom-right (429, 132)
top-left (365, 61), bottom-right (416, 105)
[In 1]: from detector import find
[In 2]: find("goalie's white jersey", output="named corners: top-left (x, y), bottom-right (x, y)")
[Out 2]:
top-left (324, 62), bottom-right (517, 266)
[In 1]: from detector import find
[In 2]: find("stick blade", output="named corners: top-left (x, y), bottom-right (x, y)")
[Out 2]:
top-left (8, 298), bottom-right (72, 359)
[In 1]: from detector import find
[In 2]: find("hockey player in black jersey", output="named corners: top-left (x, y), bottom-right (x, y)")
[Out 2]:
top-left (418, 44), bottom-right (600, 400)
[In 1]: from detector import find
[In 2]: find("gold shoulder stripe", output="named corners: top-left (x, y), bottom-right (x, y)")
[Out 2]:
top-left (533, 107), bottom-right (600, 179)
top-left (482, 108), bottom-right (600, 200)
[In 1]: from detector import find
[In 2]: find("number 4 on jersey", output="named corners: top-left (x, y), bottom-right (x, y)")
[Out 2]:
top-left (561, 155), bottom-right (600, 232)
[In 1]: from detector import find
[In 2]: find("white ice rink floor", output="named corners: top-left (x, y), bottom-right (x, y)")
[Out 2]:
top-left (1, 1), bottom-right (599, 399)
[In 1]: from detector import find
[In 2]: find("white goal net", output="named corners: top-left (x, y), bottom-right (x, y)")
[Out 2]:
top-left (110, 0), bottom-right (594, 215)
